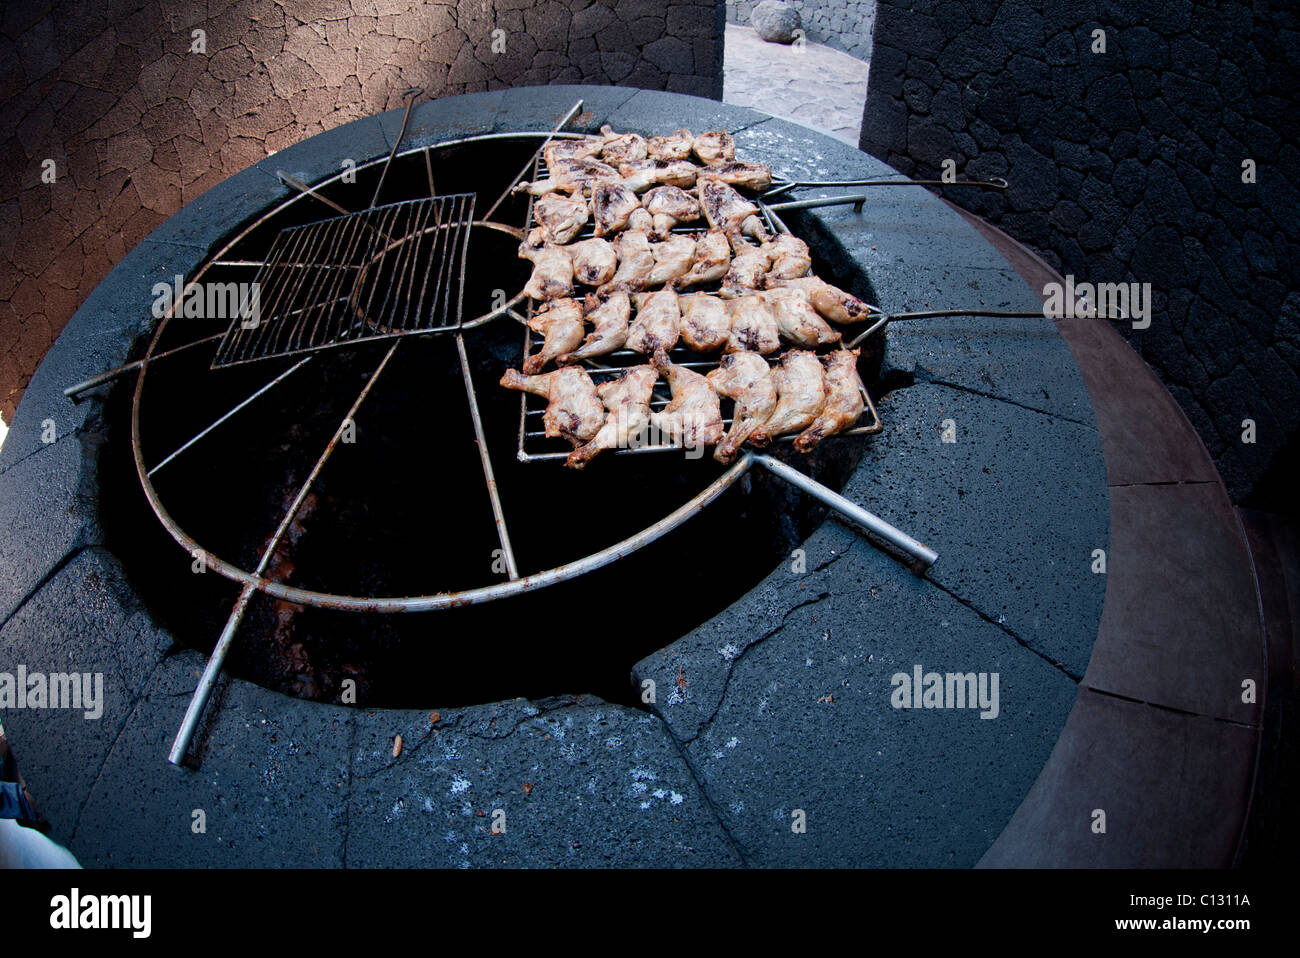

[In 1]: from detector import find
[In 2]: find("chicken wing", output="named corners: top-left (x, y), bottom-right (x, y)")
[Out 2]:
top-left (763, 285), bottom-right (841, 347)
top-left (568, 238), bottom-right (617, 286)
top-left (543, 136), bottom-right (604, 170)
top-left (558, 290), bottom-right (629, 362)
top-left (642, 185), bottom-right (702, 239)
top-left (600, 229), bottom-right (656, 292)
top-left (671, 228), bottom-right (731, 290)
top-left (720, 243), bottom-right (773, 297)
top-left (599, 125), bottom-right (648, 165)
top-left (724, 293), bottom-right (782, 355)
top-left (701, 160), bottom-right (772, 192)
top-left (647, 233), bottom-right (696, 287)
top-left (618, 159), bottom-right (699, 192)
top-left (649, 353), bottom-right (724, 450)
top-left (772, 276), bottom-right (874, 324)
top-left (708, 350), bottom-right (777, 463)
top-left (647, 128), bottom-right (694, 161)
top-left (763, 233), bottom-right (812, 280)
top-left (519, 241), bottom-right (573, 301)
top-left (692, 130), bottom-right (736, 165)
top-left (793, 349), bottom-right (865, 451)
top-left (592, 180), bottom-right (642, 237)
top-left (532, 193), bottom-right (588, 245)
top-left (748, 350), bottom-right (826, 446)
top-left (678, 293), bottom-right (732, 352)
top-left (566, 365), bottom-right (658, 470)
top-left (698, 174), bottom-right (771, 250)
top-left (627, 289), bottom-right (681, 359)
top-left (500, 365), bottom-right (604, 446)
top-left (523, 298), bottom-right (584, 374)
top-left (516, 157), bottom-right (619, 196)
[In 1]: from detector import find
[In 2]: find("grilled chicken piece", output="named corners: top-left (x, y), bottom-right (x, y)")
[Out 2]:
top-left (618, 159), bottom-right (699, 192)
top-left (643, 185), bottom-right (702, 239)
top-left (626, 207), bottom-right (654, 233)
top-left (794, 349), bottom-right (865, 451)
top-left (708, 350), bottom-right (777, 464)
top-left (650, 353), bottom-right (724, 450)
top-left (519, 241), bottom-right (574, 301)
top-left (559, 291), bottom-right (630, 362)
top-left (566, 365), bottom-right (658, 470)
top-left (647, 128), bottom-right (694, 161)
top-left (523, 298), bottom-right (585, 373)
top-left (516, 157), bottom-right (619, 196)
top-left (647, 233), bottom-right (696, 287)
top-left (671, 228), bottom-right (731, 290)
top-left (772, 276), bottom-right (874, 324)
top-left (599, 125), bottom-right (648, 165)
top-left (627, 289), bottom-right (681, 359)
top-left (698, 174), bottom-right (771, 250)
top-left (500, 365), bottom-right (604, 446)
top-left (763, 286), bottom-right (841, 347)
top-left (543, 136), bottom-right (604, 170)
top-left (568, 238), bottom-right (617, 286)
top-left (720, 243), bottom-right (773, 297)
top-left (763, 233), bottom-right (812, 280)
top-left (592, 180), bottom-right (642, 237)
top-left (533, 193), bottom-right (589, 245)
top-left (702, 160), bottom-right (772, 192)
top-left (692, 130), bottom-right (735, 165)
top-left (724, 294), bottom-right (782, 355)
top-left (600, 229), bottom-right (656, 292)
top-left (678, 293), bottom-right (732, 352)
top-left (749, 350), bottom-right (826, 446)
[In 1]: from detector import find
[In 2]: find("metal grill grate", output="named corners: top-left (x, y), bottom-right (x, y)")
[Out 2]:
top-left (212, 192), bottom-right (476, 367)
top-left (514, 155), bottom-right (882, 462)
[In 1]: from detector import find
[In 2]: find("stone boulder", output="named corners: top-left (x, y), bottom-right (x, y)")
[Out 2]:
top-left (752, 1), bottom-right (801, 44)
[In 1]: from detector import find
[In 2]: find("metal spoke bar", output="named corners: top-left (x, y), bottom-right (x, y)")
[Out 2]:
top-left (168, 338), bottom-right (402, 766)
top-left (847, 308), bottom-right (1047, 348)
top-left (749, 453), bottom-right (937, 573)
top-left (482, 99), bottom-right (584, 222)
top-left (456, 333), bottom-right (519, 580)
top-left (147, 356), bottom-right (313, 477)
top-left (765, 194), bottom-right (868, 214)
top-left (764, 176), bottom-right (1009, 200)
top-left (64, 333), bottom-right (225, 398)
top-left (370, 87), bottom-right (423, 209)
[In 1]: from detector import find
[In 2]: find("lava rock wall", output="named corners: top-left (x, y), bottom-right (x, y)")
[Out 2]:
top-left (860, 0), bottom-right (1300, 504)
top-left (727, 0), bottom-right (875, 62)
top-left (0, 0), bottom-right (724, 422)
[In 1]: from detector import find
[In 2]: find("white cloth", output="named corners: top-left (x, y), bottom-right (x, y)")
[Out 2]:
top-left (0, 818), bottom-right (81, 869)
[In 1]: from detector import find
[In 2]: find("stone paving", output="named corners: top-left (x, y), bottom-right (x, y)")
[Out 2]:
top-left (722, 23), bottom-right (869, 146)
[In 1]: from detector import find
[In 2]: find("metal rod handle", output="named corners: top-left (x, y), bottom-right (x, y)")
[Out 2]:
top-left (751, 453), bottom-right (937, 572)
top-left (765, 195), bottom-right (867, 213)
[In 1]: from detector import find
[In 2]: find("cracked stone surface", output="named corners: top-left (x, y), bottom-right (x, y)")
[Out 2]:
top-left (0, 87), bottom-right (1109, 867)
top-left (861, 0), bottom-right (1300, 505)
top-left (0, 0), bottom-right (724, 425)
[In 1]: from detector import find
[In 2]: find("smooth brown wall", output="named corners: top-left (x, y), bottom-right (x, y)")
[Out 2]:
top-left (0, 0), bottom-right (724, 422)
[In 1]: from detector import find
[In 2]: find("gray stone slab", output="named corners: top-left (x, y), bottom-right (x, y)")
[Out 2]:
top-left (486, 83), bottom-right (643, 134)
top-left (979, 688), bottom-right (1257, 868)
top-left (71, 650), bottom-right (353, 868)
top-left (251, 112), bottom-right (393, 192)
top-left (635, 520), bottom-right (1078, 867)
top-left (733, 116), bottom-right (895, 181)
top-left (1083, 482), bottom-right (1264, 724)
top-left (142, 165), bottom-right (289, 257)
top-left (842, 383), bottom-right (1108, 678)
top-left (347, 697), bottom-right (740, 868)
top-left (604, 87), bottom-right (771, 137)
top-left (0, 548), bottom-right (170, 844)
